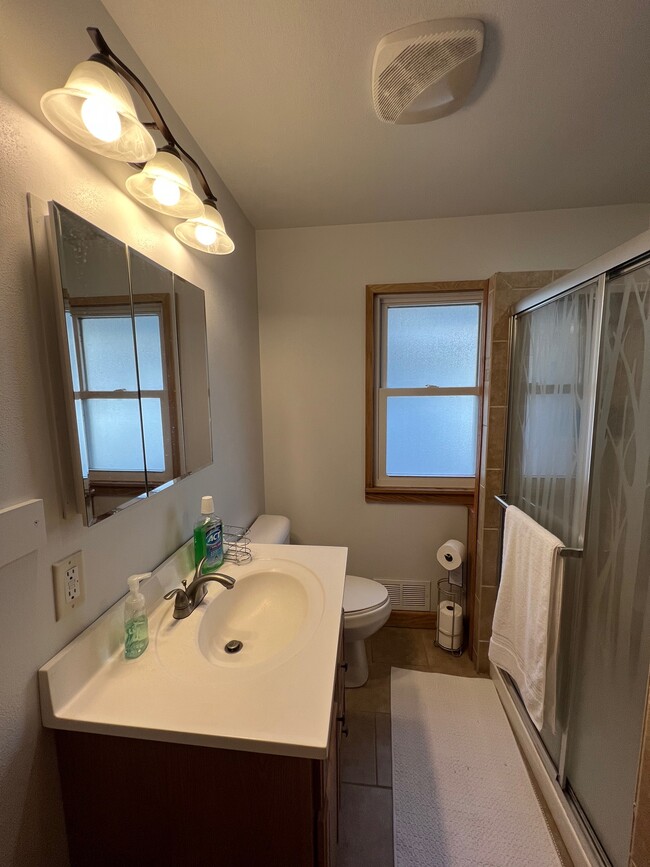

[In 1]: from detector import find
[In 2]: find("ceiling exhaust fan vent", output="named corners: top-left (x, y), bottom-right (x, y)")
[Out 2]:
top-left (372, 19), bottom-right (485, 124)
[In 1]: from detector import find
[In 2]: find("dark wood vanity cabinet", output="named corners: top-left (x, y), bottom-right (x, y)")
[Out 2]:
top-left (55, 617), bottom-right (347, 867)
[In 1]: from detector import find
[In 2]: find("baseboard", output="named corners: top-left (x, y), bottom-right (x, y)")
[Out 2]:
top-left (386, 611), bottom-right (437, 629)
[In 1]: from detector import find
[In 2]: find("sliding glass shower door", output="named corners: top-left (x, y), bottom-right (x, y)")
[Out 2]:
top-left (505, 279), bottom-right (600, 765)
top-left (563, 262), bottom-right (650, 867)
top-left (504, 261), bottom-right (650, 867)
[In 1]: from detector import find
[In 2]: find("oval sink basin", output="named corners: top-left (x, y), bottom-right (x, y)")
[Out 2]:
top-left (196, 559), bottom-right (324, 670)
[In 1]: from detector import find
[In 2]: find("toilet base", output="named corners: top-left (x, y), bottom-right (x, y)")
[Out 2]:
top-left (344, 639), bottom-right (369, 688)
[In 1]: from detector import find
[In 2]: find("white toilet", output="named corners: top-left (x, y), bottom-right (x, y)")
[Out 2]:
top-left (247, 515), bottom-right (391, 688)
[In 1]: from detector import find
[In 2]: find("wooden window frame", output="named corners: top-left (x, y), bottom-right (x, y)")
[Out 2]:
top-left (365, 281), bottom-right (489, 505)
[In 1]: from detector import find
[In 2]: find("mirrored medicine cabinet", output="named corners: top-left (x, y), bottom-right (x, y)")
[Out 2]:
top-left (47, 202), bottom-right (212, 526)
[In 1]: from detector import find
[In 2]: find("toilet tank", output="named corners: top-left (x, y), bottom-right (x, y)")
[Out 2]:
top-left (247, 515), bottom-right (290, 544)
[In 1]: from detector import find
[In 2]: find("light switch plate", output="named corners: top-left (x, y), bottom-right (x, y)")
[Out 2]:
top-left (53, 551), bottom-right (85, 620)
top-left (0, 499), bottom-right (46, 570)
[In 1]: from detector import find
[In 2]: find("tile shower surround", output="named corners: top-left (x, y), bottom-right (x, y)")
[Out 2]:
top-left (473, 271), bottom-right (568, 672)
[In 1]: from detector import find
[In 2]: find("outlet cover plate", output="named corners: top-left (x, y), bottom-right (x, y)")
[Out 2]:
top-left (53, 551), bottom-right (85, 620)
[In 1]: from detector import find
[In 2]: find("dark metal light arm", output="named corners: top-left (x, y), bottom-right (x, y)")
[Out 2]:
top-left (87, 26), bottom-right (218, 204)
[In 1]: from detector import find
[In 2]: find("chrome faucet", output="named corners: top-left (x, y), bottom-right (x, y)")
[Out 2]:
top-left (164, 556), bottom-right (235, 620)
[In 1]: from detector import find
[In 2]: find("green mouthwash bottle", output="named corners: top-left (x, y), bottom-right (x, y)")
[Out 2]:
top-left (193, 496), bottom-right (224, 572)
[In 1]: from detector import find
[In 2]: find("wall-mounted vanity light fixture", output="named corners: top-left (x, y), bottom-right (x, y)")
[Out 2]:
top-left (40, 27), bottom-right (235, 255)
top-left (175, 201), bottom-right (235, 255)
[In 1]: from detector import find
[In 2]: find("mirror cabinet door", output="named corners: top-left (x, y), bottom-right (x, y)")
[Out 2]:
top-left (51, 203), bottom-right (149, 524)
top-left (50, 204), bottom-right (213, 525)
top-left (128, 251), bottom-right (182, 493)
top-left (173, 275), bottom-right (213, 475)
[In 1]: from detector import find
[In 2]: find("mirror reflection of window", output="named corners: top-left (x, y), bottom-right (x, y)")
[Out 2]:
top-left (65, 301), bottom-right (173, 483)
top-left (51, 202), bottom-right (213, 526)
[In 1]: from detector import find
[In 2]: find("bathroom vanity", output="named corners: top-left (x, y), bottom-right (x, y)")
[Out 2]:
top-left (39, 542), bottom-right (348, 866)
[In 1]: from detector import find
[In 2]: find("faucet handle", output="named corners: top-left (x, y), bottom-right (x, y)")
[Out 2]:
top-left (164, 587), bottom-right (190, 611)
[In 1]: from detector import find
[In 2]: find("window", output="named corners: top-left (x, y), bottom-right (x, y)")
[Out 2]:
top-left (366, 282), bottom-right (486, 503)
top-left (65, 297), bottom-right (177, 486)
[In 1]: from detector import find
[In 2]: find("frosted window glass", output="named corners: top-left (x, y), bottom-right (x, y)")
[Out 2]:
top-left (74, 399), bottom-right (89, 478)
top-left (386, 396), bottom-right (478, 477)
top-left (141, 398), bottom-right (165, 472)
top-left (80, 317), bottom-right (138, 391)
top-left (135, 315), bottom-right (164, 391)
top-left (387, 305), bottom-right (479, 387)
top-left (83, 399), bottom-right (145, 471)
top-left (65, 312), bottom-right (80, 391)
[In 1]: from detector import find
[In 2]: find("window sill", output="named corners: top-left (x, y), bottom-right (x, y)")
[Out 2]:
top-left (365, 486), bottom-right (475, 505)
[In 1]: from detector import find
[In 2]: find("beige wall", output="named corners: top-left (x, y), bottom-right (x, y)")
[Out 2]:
top-left (0, 2), bottom-right (264, 864)
top-left (256, 206), bottom-right (650, 585)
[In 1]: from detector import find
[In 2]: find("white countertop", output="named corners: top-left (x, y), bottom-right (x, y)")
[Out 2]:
top-left (39, 542), bottom-right (347, 759)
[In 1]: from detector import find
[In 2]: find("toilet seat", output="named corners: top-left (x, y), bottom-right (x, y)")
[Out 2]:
top-left (344, 575), bottom-right (389, 615)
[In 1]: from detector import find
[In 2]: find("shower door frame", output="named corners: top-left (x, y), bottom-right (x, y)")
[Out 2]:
top-left (493, 227), bottom-right (650, 867)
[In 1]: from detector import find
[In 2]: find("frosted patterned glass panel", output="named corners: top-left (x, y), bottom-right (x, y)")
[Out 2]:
top-left (506, 282), bottom-right (598, 543)
top-left (141, 398), bottom-right (165, 472)
top-left (386, 305), bottom-right (479, 387)
top-left (386, 395), bottom-right (478, 477)
top-left (565, 265), bottom-right (650, 867)
top-left (505, 281), bottom-right (598, 767)
top-left (80, 317), bottom-right (138, 391)
top-left (83, 399), bottom-right (146, 471)
top-left (135, 315), bottom-right (164, 391)
top-left (523, 392), bottom-right (576, 477)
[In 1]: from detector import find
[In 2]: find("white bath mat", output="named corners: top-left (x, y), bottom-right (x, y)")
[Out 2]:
top-left (391, 669), bottom-right (562, 867)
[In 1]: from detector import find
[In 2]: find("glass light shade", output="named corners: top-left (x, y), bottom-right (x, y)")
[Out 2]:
top-left (40, 60), bottom-right (156, 162)
top-left (125, 151), bottom-right (203, 218)
top-left (174, 202), bottom-right (235, 254)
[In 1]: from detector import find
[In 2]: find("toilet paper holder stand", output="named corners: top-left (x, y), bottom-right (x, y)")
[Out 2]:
top-left (434, 574), bottom-right (465, 656)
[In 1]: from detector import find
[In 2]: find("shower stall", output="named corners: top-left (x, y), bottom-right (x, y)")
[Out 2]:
top-left (492, 230), bottom-right (650, 867)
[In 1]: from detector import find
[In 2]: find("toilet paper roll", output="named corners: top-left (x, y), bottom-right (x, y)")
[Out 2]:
top-left (438, 631), bottom-right (463, 651)
top-left (436, 539), bottom-right (466, 571)
top-left (438, 601), bottom-right (463, 636)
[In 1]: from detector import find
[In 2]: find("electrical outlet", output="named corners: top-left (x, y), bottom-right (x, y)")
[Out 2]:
top-left (52, 551), bottom-right (85, 620)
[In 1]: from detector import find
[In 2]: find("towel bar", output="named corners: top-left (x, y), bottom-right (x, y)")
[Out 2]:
top-left (493, 495), bottom-right (583, 558)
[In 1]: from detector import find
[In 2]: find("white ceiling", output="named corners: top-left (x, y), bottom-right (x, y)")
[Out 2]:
top-left (101, 0), bottom-right (650, 229)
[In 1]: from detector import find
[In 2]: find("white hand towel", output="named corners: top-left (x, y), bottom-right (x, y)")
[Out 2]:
top-left (488, 506), bottom-right (564, 731)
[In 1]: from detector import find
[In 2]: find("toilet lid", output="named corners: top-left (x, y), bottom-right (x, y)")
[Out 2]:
top-left (344, 575), bottom-right (389, 614)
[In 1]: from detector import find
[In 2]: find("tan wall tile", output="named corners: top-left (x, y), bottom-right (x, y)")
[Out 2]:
top-left (479, 585), bottom-right (498, 641)
top-left (498, 270), bottom-right (555, 290)
top-left (485, 467), bottom-right (504, 497)
top-left (483, 484), bottom-right (502, 529)
top-left (481, 528), bottom-right (501, 587)
top-left (489, 340), bottom-right (510, 406)
top-left (472, 593), bottom-right (481, 651)
top-left (477, 639), bottom-right (491, 674)
top-left (486, 406), bottom-right (507, 468)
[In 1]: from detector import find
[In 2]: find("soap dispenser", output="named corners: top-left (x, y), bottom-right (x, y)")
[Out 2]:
top-left (124, 572), bottom-right (152, 659)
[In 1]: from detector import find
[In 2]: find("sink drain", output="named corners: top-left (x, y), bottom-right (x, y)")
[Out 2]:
top-left (225, 639), bottom-right (243, 654)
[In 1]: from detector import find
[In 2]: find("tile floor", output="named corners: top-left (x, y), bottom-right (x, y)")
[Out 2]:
top-left (337, 626), bottom-right (572, 867)
top-left (338, 626), bottom-right (478, 867)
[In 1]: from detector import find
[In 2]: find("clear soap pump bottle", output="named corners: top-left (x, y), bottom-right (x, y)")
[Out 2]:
top-left (124, 572), bottom-right (152, 659)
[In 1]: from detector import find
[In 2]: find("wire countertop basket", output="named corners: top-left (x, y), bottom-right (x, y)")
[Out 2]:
top-left (223, 525), bottom-right (252, 565)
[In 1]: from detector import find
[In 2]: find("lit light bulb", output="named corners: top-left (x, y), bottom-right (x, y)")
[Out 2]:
top-left (152, 176), bottom-right (181, 207)
top-left (194, 223), bottom-right (218, 247)
top-left (80, 94), bottom-right (121, 143)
